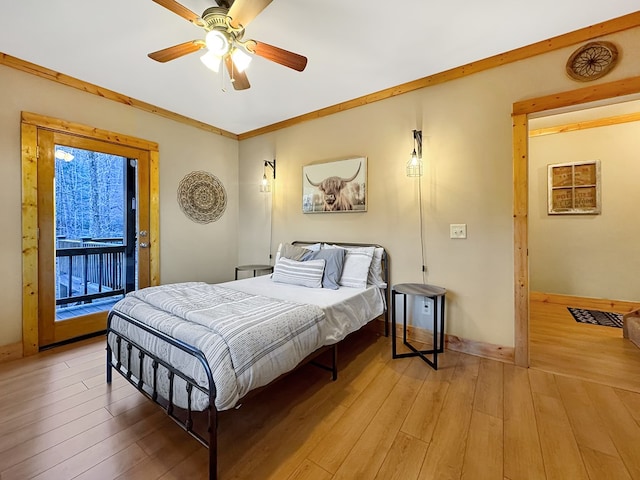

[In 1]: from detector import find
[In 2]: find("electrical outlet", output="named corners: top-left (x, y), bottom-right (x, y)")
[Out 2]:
top-left (450, 223), bottom-right (467, 239)
top-left (423, 300), bottom-right (431, 315)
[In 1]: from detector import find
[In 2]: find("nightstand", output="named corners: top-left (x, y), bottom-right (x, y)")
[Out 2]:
top-left (391, 283), bottom-right (446, 370)
top-left (234, 264), bottom-right (274, 280)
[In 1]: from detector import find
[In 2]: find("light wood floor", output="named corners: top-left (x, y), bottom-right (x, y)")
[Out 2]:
top-left (530, 298), bottom-right (640, 393)
top-left (1, 316), bottom-right (640, 479)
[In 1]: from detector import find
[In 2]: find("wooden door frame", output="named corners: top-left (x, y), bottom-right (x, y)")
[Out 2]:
top-left (512, 75), bottom-right (640, 367)
top-left (21, 112), bottom-right (160, 355)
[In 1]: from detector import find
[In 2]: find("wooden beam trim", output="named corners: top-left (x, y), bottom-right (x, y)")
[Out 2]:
top-left (1, 53), bottom-right (237, 140)
top-left (239, 11), bottom-right (640, 140)
top-left (529, 111), bottom-right (640, 137)
top-left (513, 114), bottom-right (529, 368)
top-left (21, 112), bottom-right (160, 151)
top-left (21, 123), bottom-right (39, 356)
top-left (514, 76), bottom-right (640, 116)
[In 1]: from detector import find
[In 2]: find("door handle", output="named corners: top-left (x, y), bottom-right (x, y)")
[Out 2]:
top-left (139, 242), bottom-right (149, 248)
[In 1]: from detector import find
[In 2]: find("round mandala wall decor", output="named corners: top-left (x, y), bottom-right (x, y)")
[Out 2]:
top-left (177, 171), bottom-right (227, 224)
top-left (566, 41), bottom-right (618, 82)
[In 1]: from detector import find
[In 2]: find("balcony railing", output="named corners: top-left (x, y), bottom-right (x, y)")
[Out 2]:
top-left (56, 238), bottom-right (126, 308)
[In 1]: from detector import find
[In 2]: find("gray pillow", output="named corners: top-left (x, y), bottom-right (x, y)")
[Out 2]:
top-left (302, 248), bottom-right (346, 290)
top-left (279, 243), bottom-right (310, 261)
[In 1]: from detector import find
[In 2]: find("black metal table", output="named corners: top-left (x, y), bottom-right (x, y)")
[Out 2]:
top-left (234, 264), bottom-right (274, 280)
top-left (392, 283), bottom-right (446, 370)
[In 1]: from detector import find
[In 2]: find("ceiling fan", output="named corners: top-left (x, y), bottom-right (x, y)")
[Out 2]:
top-left (148, 0), bottom-right (308, 90)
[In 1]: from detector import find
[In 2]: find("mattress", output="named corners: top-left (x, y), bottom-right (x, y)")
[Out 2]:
top-left (221, 274), bottom-right (386, 343)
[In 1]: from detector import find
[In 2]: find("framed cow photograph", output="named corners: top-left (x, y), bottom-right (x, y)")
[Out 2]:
top-left (302, 157), bottom-right (367, 213)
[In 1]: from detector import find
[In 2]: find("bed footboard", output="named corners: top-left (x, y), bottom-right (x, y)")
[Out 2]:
top-left (106, 310), bottom-right (218, 480)
top-left (106, 308), bottom-right (339, 480)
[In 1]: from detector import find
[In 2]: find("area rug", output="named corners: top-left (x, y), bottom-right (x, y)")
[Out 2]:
top-left (567, 307), bottom-right (623, 328)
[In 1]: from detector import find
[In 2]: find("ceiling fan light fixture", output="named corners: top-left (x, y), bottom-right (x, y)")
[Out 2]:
top-left (200, 51), bottom-right (222, 72)
top-left (148, 0), bottom-right (308, 90)
top-left (231, 48), bottom-right (252, 73)
top-left (205, 29), bottom-right (230, 56)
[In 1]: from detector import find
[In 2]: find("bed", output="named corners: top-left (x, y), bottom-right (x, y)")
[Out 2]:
top-left (106, 241), bottom-right (389, 480)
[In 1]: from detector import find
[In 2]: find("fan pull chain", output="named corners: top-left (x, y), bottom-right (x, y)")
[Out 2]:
top-left (220, 59), bottom-right (227, 93)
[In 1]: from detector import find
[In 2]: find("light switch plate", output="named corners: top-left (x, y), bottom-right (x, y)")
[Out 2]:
top-left (450, 224), bottom-right (467, 239)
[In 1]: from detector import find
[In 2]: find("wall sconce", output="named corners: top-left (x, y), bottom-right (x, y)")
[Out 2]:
top-left (260, 159), bottom-right (276, 192)
top-left (406, 129), bottom-right (427, 281)
top-left (406, 129), bottom-right (423, 177)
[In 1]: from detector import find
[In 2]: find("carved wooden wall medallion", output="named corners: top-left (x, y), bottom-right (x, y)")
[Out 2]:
top-left (177, 171), bottom-right (227, 223)
top-left (566, 41), bottom-right (618, 82)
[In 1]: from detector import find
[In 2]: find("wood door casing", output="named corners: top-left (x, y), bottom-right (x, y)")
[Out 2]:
top-left (21, 112), bottom-right (159, 353)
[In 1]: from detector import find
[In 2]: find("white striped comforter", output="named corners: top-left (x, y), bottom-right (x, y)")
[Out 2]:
top-left (108, 282), bottom-right (326, 411)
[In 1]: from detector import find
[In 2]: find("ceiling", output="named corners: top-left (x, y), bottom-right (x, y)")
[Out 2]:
top-left (0, 1), bottom-right (637, 135)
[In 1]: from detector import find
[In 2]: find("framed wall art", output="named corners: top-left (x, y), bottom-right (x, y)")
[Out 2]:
top-left (303, 157), bottom-right (367, 213)
top-left (548, 160), bottom-right (601, 214)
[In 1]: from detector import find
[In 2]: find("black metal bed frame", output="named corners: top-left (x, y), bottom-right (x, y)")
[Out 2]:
top-left (106, 310), bottom-right (338, 480)
top-left (106, 241), bottom-right (389, 480)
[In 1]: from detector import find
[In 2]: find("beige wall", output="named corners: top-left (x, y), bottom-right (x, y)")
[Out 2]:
top-left (0, 64), bottom-right (239, 347)
top-left (2, 26), bottom-right (639, 352)
top-left (238, 27), bottom-right (640, 348)
top-left (529, 120), bottom-right (640, 301)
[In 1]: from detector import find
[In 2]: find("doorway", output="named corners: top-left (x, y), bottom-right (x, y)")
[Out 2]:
top-left (526, 102), bottom-right (640, 389)
top-left (511, 75), bottom-right (640, 367)
top-left (21, 112), bottom-right (160, 353)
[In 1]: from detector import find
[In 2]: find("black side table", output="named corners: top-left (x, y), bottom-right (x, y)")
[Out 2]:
top-left (392, 283), bottom-right (446, 370)
top-left (235, 264), bottom-right (274, 280)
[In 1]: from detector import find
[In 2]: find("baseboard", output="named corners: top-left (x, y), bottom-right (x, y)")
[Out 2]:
top-left (401, 324), bottom-right (515, 364)
top-left (0, 341), bottom-right (23, 364)
top-left (445, 334), bottom-right (514, 363)
top-left (531, 291), bottom-right (640, 313)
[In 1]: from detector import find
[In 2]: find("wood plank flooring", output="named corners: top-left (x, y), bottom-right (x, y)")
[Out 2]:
top-left (530, 298), bottom-right (640, 393)
top-left (1, 308), bottom-right (639, 479)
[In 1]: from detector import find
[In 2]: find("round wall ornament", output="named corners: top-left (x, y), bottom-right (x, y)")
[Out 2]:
top-left (565, 41), bottom-right (618, 82)
top-left (177, 171), bottom-right (227, 224)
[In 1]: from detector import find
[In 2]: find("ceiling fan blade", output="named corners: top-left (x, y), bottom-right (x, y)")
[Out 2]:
top-left (148, 40), bottom-right (206, 63)
top-left (227, 0), bottom-right (273, 29)
top-left (249, 41), bottom-right (307, 72)
top-left (152, 0), bottom-right (205, 27)
top-left (224, 56), bottom-right (251, 90)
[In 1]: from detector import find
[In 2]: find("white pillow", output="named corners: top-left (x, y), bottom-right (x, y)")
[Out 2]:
top-left (272, 257), bottom-right (325, 288)
top-left (305, 242), bottom-right (322, 252)
top-left (324, 244), bottom-right (374, 288)
top-left (367, 247), bottom-right (386, 287)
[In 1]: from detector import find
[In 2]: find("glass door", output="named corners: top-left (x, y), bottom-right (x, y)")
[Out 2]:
top-left (37, 131), bottom-right (151, 347)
